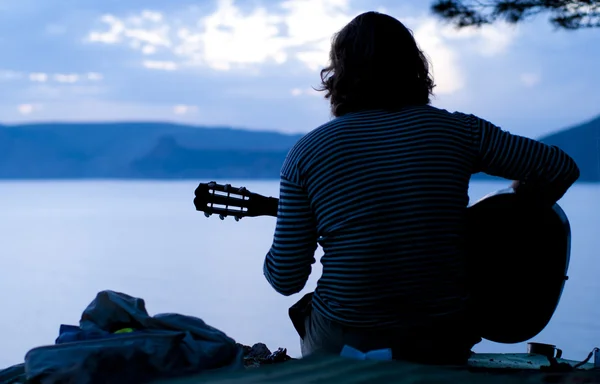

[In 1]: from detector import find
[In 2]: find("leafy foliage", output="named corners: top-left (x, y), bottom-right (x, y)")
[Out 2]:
top-left (430, 0), bottom-right (600, 29)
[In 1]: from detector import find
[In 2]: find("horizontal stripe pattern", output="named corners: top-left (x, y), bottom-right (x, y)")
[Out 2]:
top-left (263, 105), bottom-right (579, 328)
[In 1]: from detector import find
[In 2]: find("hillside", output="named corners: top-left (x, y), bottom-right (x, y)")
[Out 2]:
top-left (538, 115), bottom-right (600, 182)
top-left (0, 122), bottom-right (301, 179)
top-left (0, 116), bottom-right (598, 181)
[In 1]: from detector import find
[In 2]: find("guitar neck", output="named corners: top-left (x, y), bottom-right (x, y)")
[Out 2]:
top-left (252, 193), bottom-right (279, 217)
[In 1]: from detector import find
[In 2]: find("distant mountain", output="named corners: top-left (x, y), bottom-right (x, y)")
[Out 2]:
top-left (0, 116), bottom-right (598, 181)
top-left (538, 115), bottom-right (600, 182)
top-left (0, 122), bottom-right (301, 179)
top-left (131, 135), bottom-right (289, 179)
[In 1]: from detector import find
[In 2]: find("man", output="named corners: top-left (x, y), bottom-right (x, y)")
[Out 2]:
top-left (263, 11), bottom-right (580, 364)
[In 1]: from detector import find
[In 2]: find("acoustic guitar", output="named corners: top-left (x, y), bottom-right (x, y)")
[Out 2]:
top-left (193, 181), bottom-right (571, 344)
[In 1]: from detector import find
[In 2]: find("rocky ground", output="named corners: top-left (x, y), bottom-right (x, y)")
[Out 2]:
top-left (238, 343), bottom-right (294, 368)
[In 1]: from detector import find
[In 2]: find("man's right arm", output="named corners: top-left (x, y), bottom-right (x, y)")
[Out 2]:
top-left (463, 114), bottom-right (580, 204)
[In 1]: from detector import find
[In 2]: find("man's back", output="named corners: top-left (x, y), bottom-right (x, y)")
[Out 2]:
top-left (282, 106), bottom-right (476, 327)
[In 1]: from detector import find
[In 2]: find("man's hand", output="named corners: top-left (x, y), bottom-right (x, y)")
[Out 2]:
top-left (510, 180), bottom-right (557, 207)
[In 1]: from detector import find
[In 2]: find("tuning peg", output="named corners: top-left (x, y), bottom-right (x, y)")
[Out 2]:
top-left (204, 212), bottom-right (211, 218)
top-left (224, 184), bottom-right (231, 192)
top-left (235, 216), bottom-right (241, 222)
top-left (219, 214), bottom-right (225, 220)
top-left (238, 187), bottom-right (247, 193)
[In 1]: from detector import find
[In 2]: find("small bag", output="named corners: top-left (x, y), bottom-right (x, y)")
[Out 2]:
top-left (288, 292), bottom-right (314, 340)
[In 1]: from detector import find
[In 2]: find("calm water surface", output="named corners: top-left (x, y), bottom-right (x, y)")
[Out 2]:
top-left (0, 180), bottom-right (598, 367)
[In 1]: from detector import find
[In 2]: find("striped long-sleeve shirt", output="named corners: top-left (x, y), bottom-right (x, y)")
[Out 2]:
top-left (263, 105), bottom-right (580, 328)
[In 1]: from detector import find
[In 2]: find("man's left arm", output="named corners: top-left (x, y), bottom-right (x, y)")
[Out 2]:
top-left (263, 176), bottom-right (318, 296)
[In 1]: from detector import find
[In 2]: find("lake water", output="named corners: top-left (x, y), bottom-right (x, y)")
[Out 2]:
top-left (0, 180), bottom-right (598, 368)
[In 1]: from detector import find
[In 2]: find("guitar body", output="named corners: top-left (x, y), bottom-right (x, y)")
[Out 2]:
top-left (194, 182), bottom-right (572, 344)
top-left (466, 188), bottom-right (571, 344)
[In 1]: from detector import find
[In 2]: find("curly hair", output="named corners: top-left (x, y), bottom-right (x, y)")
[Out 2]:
top-left (317, 12), bottom-right (436, 117)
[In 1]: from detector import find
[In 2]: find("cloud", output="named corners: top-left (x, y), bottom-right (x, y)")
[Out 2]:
top-left (17, 103), bottom-right (41, 115)
top-left (29, 73), bottom-right (48, 82)
top-left (88, 12), bottom-right (171, 52)
top-left (54, 74), bottom-right (79, 83)
top-left (142, 60), bottom-right (178, 71)
top-left (520, 72), bottom-right (541, 87)
top-left (142, 45), bottom-right (157, 55)
top-left (186, 0), bottom-right (354, 71)
top-left (439, 21), bottom-right (516, 57)
top-left (410, 20), bottom-right (465, 95)
top-left (405, 17), bottom-right (518, 94)
top-left (9, 72), bottom-right (103, 102)
top-left (85, 1), bottom-right (519, 96)
top-left (0, 101), bottom-right (208, 126)
top-left (1, 70), bottom-right (104, 84)
top-left (173, 104), bottom-right (198, 115)
top-left (86, 72), bottom-right (103, 81)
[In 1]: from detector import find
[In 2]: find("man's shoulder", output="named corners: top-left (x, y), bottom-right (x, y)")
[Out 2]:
top-left (419, 105), bottom-right (475, 122)
top-left (281, 115), bottom-right (363, 180)
top-left (284, 106), bottom-right (478, 163)
top-left (412, 106), bottom-right (491, 134)
top-left (286, 116), bottom-right (350, 160)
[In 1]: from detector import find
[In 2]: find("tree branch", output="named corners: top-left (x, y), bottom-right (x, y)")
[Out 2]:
top-left (430, 0), bottom-right (600, 29)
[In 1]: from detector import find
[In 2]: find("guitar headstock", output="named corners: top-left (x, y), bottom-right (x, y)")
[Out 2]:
top-left (193, 181), bottom-right (279, 220)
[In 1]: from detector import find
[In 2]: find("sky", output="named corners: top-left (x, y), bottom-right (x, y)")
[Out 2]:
top-left (0, 0), bottom-right (598, 138)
